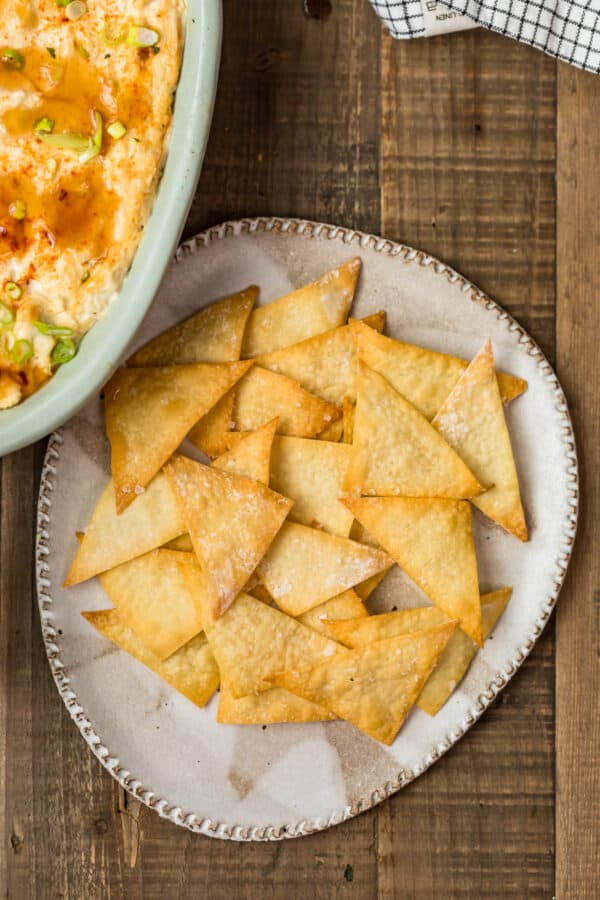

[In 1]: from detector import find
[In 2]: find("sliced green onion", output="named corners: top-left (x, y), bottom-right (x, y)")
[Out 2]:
top-left (9, 200), bottom-right (26, 220)
top-left (126, 26), bottom-right (160, 48)
top-left (75, 42), bottom-right (89, 59)
top-left (0, 301), bottom-right (14, 326)
top-left (11, 339), bottom-right (33, 365)
top-left (5, 282), bottom-right (22, 301)
top-left (46, 47), bottom-right (57, 58)
top-left (51, 338), bottom-right (76, 364)
top-left (1, 48), bottom-right (25, 69)
top-left (38, 111), bottom-right (102, 162)
top-left (34, 116), bottom-right (55, 135)
top-left (55, 0), bottom-right (70, 6)
top-left (103, 22), bottom-right (127, 47)
top-left (81, 270), bottom-right (90, 283)
top-left (38, 131), bottom-right (89, 151)
top-left (65, 0), bottom-right (87, 20)
top-left (34, 320), bottom-right (74, 337)
top-left (107, 120), bottom-right (127, 139)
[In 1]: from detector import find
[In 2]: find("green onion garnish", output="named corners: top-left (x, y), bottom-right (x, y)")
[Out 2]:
top-left (11, 339), bottom-right (33, 365)
top-left (9, 200), bottom-right (26, 220)
top-left (81, 270), bottom-right (90, 283)
top-left (51, 338), bottom-right (76, 364)
top-left (34, 116), bottom-right (55, 135)
top-left (38, 110), bottom-right (103, 163)
top-left (55, 0), bottom-right (70, 6)
top-left (46, 47), bottom-right (57, 58)
top-left (65, 1), bottom-right (87, 20)
top-left (5, 282), bottom-right (22, 301)
top-left (126, 26), bottom-right (160, 48)
top-left (34, 320), bottom-right (74, 337)
top-left (1, 48), bottom-right (25, 69)
top-left (75, 42), bottom-right (89, 59)
top-left (0, 301), bottom-right (14, 326)
top-left (107, 121), bottom-right (127, 139)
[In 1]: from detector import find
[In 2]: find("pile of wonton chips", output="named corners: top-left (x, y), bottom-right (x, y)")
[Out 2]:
top-left (70, 259), bottom-right (527, 745)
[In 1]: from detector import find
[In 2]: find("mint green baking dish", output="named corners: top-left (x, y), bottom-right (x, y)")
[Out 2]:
top-left (0, 0), bottom-right (222, 457)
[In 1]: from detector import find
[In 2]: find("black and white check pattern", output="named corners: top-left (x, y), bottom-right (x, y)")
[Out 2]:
top-left (370, 0), bottom-right (600, 73)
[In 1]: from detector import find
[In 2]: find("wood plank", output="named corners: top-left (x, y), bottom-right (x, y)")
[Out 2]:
top-left (380, 29), bottom-right (556, 361)
top-left (379, 29), bottom-right (556, 897)
top-left (187, 0), bottom-right (381, 238)
top-left (555, 63), bottom-right (600, 900)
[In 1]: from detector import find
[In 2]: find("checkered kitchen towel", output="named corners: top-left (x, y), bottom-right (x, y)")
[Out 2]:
top-left (370, 0), bottom-right (600, 73)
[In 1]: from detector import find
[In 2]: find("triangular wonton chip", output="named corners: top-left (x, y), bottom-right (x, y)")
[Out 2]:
top-left (66, 474), bottom-right (184, 585)
top-left (345, 364), bottom-right (483, 498)
top-left (269, 436), bottom-right (354, 535)
top-left (188, 588), bottom-right (343, 698)
top-left (217, 685), bottom-right (334, 724)
top-left (241, 258), bottom-right (361, 357)
top-left (165, 455), bottom-right (292, 619)
top-left (128, 287), bottom-right (257, 366)
top-left (98, 550), bottom-right (203, 660)
top-left (417, 588), bottom-right (511, 715)
top-left (163, 533), bottom-right (194, 552)
top-left (213, 418), bottom-right (278, 485)
top-left (343, 497), bottom-right (483, 645)
top-left (297, 589), bottom-right (368, 637)
top-left (317, 417), bottom-right (344, 443)
top-left (253, 312), bottom-right (385, 406)
top-left (351, 319), bottom-right (527, 419)
top-left (269, 622), bottom-right (457, 744)
top-left (324, 605), bottom-right (454, 647)
top-left (188, 391), bottom-right (236, 458)
top-left (433, 340), bottom-right (528, 541)
top-left (342, 398), bottom-right (355, 444)
top-left (105, 361), bottom-right (252, 511)
top-left (232, 366), bottom-right (341, 437)
top-left (256, 521), bottom-right (392, 616)
top-left (82, 608), bottom-right (219, 707)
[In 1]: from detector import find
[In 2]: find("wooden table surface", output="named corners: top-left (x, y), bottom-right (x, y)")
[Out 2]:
top-left (1, 2), bottom-right (599, 897)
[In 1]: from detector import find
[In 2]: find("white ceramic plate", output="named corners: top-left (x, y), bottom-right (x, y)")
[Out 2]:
top-left (36, 218), bottom-right (578, 841)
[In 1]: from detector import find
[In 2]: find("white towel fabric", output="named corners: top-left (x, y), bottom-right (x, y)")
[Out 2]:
top-left (370, 0), bottom-right (600, 73)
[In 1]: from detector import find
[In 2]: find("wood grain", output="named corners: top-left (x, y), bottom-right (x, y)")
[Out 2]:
top-left (378, 28), bottom-right (556, 898)
top-left (556, 62), bottom-right (600, 900)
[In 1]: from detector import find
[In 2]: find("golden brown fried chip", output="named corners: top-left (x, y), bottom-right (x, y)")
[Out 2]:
top-left (128, 287), bottom-right (257, 366)
top-left (105, 361), bottom-right (253, 512)
top-left (217, 686), bottom-right (334, 725)
top-left (417, 588), bottom-right (511, 715)
top-left (433, 340), bottom-right (528, 541)
top-left (65, 474), bottom-right (184, 586)
top-left (253, 312), bottom-right (385, 407)
top-left (342, 398), bottom-right (355, 444)
top-left (345, 363), bottom-right (483, 499)
top-left (269, 622), bottom-right (457, 744)
top-left (188, 391), bottom-right (236, 458)
top-left (163, 534), bottom-right (194, 552)
top-left (269, 436), bottom-right (354, 536)
top-left (232, 367), bottom-right (341, 438)
top-left (257, 521), bottom-right (392, 617)
top-left (324, 605), bottom-right (454, 646)
top-left (318, 418), bottom-right (344, 442)
top-left (354, 569), bottom-right (392, 601)
top-left (241, 259), bottom-right (360, 357)
top-left (165, 455), bottom-right (292, 620)
top-left (98, 550), bottom-right (203, 660)
top-left (297, 589), bottom-right (368, 637)
top-left (82, 608), bottom-right (219, 707)
top-left (192, 590), bottom-right (344, 698)
top-left (343, 497), bottom-right (483, 646)
top-left (350, 319), bottom-right (527, 420)
top-left (213, 418), bottom-right (278, 485)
